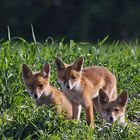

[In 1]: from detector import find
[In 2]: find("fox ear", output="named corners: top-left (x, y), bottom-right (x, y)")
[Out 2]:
top-left (22, 64), bottom-right (33, 79)
top-left (117, 91), bottom-right (128, 106)
top-left (41, 63), bottom-right (51, 78)
top-left (99, 89), bottom-right (109, 104)
top-left (73, 56), bottom-right (84, 72)
top-left (55, 57), bottom-right (65, 71)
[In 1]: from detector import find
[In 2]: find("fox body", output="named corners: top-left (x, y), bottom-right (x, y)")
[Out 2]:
top-left (22, 63), bottom-right (72, 119)
top-left (98, 89), bottom-right (128, 125)
top-left (55, 57), bottom-right (118, 126)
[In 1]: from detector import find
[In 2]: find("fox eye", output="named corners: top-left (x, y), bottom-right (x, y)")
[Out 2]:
top-left (71, 76), bottom-right (76, 80)
top-left (114, 108), bottom-right (119, 112)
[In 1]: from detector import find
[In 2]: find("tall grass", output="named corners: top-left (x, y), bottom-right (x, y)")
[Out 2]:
top-left (0, 38), bottom-right (140, 139)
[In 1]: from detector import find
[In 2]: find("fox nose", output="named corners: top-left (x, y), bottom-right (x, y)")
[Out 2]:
top-left (34, 94), bottom-right (38, 99)
top-left (66, 84), bottom-right (70, 89)
top-left (109, 116), bottom-right (114, 122)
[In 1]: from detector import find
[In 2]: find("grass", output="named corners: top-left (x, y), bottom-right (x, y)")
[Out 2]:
top-left (0, 38), bottom-right (140, 139)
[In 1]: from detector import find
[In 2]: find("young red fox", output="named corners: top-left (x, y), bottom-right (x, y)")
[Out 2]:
top-left (98, 89), bottom-right (128, 125)
top-left (55, 56), bottom-right (117, 127)
top-left (22, 63), bottom-right (72, 119)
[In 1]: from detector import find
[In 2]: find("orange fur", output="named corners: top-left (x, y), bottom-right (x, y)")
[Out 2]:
top-left (98, 89), bottom-right (128, 125)
top-left (55, 56), bottom-right (117, 126)
top-left (22, 63), bottom-right (72, 119)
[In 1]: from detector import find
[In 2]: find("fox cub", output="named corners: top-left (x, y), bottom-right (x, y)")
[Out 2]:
top-left (55, 56), bottom-right (118, 127)
top-left (22, 63), bottom-right (72, 119)
top-left (98, 89), bottom-right (128, 125)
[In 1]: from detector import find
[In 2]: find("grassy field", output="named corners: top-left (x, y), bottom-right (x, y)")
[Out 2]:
top-left (0, 38), bottom-right (140, 139)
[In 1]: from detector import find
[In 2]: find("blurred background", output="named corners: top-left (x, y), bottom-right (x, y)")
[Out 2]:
top-left (0, 0), bottom-right (140, 42)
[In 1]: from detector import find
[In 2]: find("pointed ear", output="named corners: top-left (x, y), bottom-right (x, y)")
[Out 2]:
top-left (117, 91), bottom-right (128, 106)
top-left (40, 63), bottom-right (51, 78)
top-left (99, 89), bottom-right (109, 104)
top-left (22, 64), bottom-right (33, 79)
top-left (55, 57), bottom-right (65, 71)
top-left (72, 56), bottom-right (84, 72)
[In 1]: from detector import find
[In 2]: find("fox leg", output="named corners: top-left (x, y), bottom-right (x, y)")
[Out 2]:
top-left (72, 102), bottom-right (82, 120)
top-left (85, 105), bottom-right (94, 127)
top-left (83, 96), bottom-right (94, 127)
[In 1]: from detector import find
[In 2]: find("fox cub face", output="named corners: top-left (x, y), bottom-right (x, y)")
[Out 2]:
top-left (22, 63), bottom-right (51, 99)
top-left (99, 89), bottom-right (128, 124)
top-left (55, 57), bottom-right (84, 90)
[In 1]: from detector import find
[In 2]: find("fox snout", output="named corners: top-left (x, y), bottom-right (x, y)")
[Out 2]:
top-left (64, 80), bottom-right (77, 90)
top-left (65, 83), bottom-right (70, 90)
top-left (33, 89), bottom-right (44, 99)
top-left (108, 114), bottom-right (125, 124)
top-left (27, 90), bottom-right (38, 99)
top-left (109, 116), bottom-right (114, 123)
top-left (64, 82), bottom-right (72, 90)
top-left (58, 80), bottom-right (72, 90)
top-left (34, 93), bottom-right (38, 99)
top-left (101, 112), bottom-right (117, 123)
top-left (26, 88), bottom-right (42, 99)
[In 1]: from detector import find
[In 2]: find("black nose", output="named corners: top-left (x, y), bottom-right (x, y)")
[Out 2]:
top-left (34, 94), bottom-right (38, 99)
top-left (110, 116), bottom-right (114, 122)
top-left (66, 84), bottom-right (70, 89)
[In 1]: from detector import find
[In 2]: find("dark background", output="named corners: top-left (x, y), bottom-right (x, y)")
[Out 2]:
top-left (1, 0), bottom-right (140, 42)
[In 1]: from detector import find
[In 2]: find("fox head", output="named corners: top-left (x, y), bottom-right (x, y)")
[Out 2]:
top-left (98, 89), bottom-right (128, 125)
top-left (22, 63), bottom-right (51, 99)
top-left (55, 56), bottom-right (84, 90)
